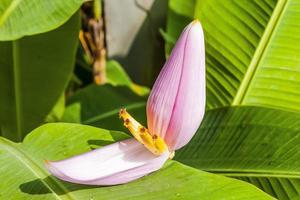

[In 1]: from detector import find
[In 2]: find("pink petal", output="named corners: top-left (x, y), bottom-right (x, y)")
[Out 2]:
top-left (147, 21), bottom-right (205, 150)
top-left (45, 138), bottom-right (169, 185)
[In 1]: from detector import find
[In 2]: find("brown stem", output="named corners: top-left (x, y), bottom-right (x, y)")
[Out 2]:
top-left (90, 17), bottom-right (106, 84)
top-left (79, 0), bottom-right (107, 85)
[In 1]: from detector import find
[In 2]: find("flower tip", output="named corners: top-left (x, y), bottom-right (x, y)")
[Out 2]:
top-left (192, 19), bottom-right (200, 25)
top-left (44, 160), bottom-right (57, 177)
top-left (44, 160), bottom-right (55, 173)
top-left (44, 159), bottom-right (50, 165)
top-left (191, 19), bottom-right (203, 32)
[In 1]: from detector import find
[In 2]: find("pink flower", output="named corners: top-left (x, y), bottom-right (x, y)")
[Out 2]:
top-left (45, 20), bottom-right (206, 185)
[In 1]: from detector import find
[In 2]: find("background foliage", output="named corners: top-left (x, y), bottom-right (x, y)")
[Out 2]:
top-left (0, 13), bottom-right (80, 141)
top-left (0, 0), bottom-right (300, 199)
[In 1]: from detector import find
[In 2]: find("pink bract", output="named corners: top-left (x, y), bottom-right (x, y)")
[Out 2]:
top-left (46, 20), bottom-right (205, 185)
top-left (147, 21), bottom-right (205, 150)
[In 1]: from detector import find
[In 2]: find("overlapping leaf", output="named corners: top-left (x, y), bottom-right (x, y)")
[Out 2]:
top-left (0, 13), bottom-right (80, 141)
top-left (0, 0), bottom-right (84, 40)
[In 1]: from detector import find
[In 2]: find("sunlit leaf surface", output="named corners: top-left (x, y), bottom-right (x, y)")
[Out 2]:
top-left (0, 0), bottom-right (84, 40)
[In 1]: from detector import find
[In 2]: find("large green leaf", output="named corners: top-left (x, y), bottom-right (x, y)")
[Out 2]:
top-left (175, 106), bottom-right (300, 200)
top-left (62, 84), bottom-right (147, 131)
top-left (0, 0), bottom-right (84, 40)
top-left (166, 1), bottom-right (300, 198)
top-left (168, 0), bottom-right (300, 199)
top-left (166, 0), bottom-right (300, 112)
top-left (0, 123), bottom-right (274, 199)
top-left (0, 13), bottom-right (80, 141)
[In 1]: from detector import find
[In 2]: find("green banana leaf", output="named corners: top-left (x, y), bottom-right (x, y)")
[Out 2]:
top-left (175, 106), bottom-right (300, 200)
top-left (0, 0), bottom-right (84, 40)
top-left (0, 13), bottom-right (80, 141)
top-left (45, 94), bottom-right (66, 123)
top-left (0, 123), bottom-right (274, 199)
top-left (165, 0), bottom-right (300, 199)
top-left (166, 0), bottom-right (300, 112)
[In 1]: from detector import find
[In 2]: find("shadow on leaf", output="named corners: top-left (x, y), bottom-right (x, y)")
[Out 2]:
top-left (19, 176), bottom-right (101, 195)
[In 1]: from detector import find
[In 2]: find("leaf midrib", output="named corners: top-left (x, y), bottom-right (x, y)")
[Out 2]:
top-left (0, 137), bottom-right (76, 200)
top-left (232, 0), bottom-right (288, 105)
top-left (12, 41), bottom-right (23, 141)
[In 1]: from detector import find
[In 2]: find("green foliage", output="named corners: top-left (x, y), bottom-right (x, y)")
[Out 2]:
top-left (62, 84), bottom-right (147, 131)
top-left (0, 13), bottom-right (80, 141)
top-left (45, 94), bottom-right (65, 123)
top-left (166, 0), bottom-right (300, 199)
top-left (176, 106), bottom-right (300, 200)
top-left (167, 0), bottom-right (300, 111)
top-left (0, 0), bottom-right (299, 199)
top-left (0, 0), bottom-right (84, 40)
top-left (0, 123), bottom-right (274, 199)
